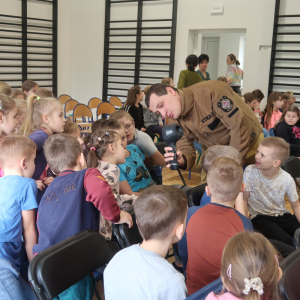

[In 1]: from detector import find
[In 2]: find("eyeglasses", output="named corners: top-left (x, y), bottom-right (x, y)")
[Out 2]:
top-left (124, 122), bottom-right (134, 131)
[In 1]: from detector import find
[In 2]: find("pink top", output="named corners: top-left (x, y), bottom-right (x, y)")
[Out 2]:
top-left (205, 292), bottom-right (242, 300)
top-left (264, 110), bottom-right (282, 131)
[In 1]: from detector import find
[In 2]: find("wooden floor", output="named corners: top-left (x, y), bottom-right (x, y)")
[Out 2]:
top-left (93, 162), bottom-right (297, 299)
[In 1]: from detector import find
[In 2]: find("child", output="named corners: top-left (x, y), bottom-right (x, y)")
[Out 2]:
top-left (19, 94), bottom-right (65, 194)
top-left (243, 137), bottom-right (300, 246)
top-left (179, 157), bottom-right (253, 295)
top-left (252, 89), bottom-right (265, 102)
top-left (0, 135), bottom-right (38, 299)
top-left (200, 145), bottom-right (242, 206)
top-left (0, 81), bottom-right (12, 96)
top-left (143, 85), bottom-right (164, 141)
top-left (86, 129), bottom-right (137, 240)
top-left (35, 87), bottom-right (54, 98)
top-left (33, 134), bottom-right (133, 299)
top-left (104, 185), bottom-right (188, 300)
top-left (205, 231), bottom-right (282, 300)
top-left (97, 119), bottom-right (156, 194)
top-left (161, 77), bottom-right (175, 87)
top-left (217, 76), bottom-right (227, 83)
top-left (0, 94), bottom-right (19, 177)
top-left (275, 105), bottom-right (300, 157)
top-left (64, 119), bottom-right (84, 146)
top-left (244, 92), bottom-right (261, 121)
top-left (22, 80), bottom-right (39, 99)
top-left (281, 91), bottom-right (296, 112)
top-left (12, 88), bottom-right (25, 100)
top-left (14, 98), bottom-right (27, 132)
top-left (124, 85), bottom-right (155, 140)
top-left (263, 92), bottom-right (283, 131)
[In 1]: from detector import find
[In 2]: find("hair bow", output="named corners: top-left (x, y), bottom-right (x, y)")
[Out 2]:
top-left (105, 132), bottom-right (109, 136)
top-left (243, 278), bottom-right (264, 295)
top-left (36, 96), bottom-right (40, 100)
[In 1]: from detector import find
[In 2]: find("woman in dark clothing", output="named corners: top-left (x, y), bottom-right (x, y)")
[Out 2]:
top-left (124, 85), bottom-right (155, 140)
top-left (275, 105), bottom-right (300, 157)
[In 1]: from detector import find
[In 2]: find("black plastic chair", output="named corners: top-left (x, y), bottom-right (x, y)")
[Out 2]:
top-left (294, 228), bottom-right (300, 249)
top-left (28, 230), bottom-right (113, 300)
top-left (113, 214), bottom-right (143, 249)
top-left (186, 183), bottom-right (208, 207)
top-left (279, 247), bottom-right (300, 300)
top-left (283, 156), bottom-right (300, 190)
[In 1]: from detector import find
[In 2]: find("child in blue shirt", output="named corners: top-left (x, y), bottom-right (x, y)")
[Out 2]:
top-left (0, 135), bottom-right (38, 300)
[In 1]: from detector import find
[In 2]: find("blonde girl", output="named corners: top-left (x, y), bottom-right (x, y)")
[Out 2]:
top-left (0, 94), bottom-right (19, 177)
top-left (206, 231), bottom-right (282, 300)
top-left (263, 92), bottom-right (283, 130)
top-left (86, 129), bottom-right (137, 240)
top-left (19, 94), bottom-right (65, 194)
top-left (14, 98), bottom-right (27, 131)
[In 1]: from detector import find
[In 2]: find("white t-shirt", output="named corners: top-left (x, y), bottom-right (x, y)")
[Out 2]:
top-left (104, 244), bottom-right (187, 300)
top-left (243, 165), bottom-right (298, 219)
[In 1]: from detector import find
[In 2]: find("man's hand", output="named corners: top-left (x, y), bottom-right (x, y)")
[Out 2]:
top-left (164, 147), bottom-right (186, 168)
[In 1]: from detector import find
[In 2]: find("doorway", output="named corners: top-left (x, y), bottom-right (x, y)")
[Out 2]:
top-left (201, 37), bottom-right (220, 80)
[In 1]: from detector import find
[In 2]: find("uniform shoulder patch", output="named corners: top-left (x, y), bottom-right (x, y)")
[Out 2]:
top-left (218, 96), bottom-right (233, 112)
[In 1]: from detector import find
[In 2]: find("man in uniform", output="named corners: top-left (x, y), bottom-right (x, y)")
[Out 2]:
top-left (145, 81), bottom-right (263, 169)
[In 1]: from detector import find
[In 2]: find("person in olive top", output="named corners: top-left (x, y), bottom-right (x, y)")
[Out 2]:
top-left (177, 54), bottom-right (203, 89)
top-left (196, 54), bottom-right (211, 81)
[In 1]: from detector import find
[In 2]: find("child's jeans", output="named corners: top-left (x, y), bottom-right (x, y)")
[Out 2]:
top-left (0, 258), bottom-right (35, 300)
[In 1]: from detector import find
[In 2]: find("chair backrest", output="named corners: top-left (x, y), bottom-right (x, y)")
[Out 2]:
top-left (88, 97), bottom-right (102, 110)
top-left (97, 102), bottom-right (116, 119)
top-left (294, 227), bottom-right (300, 249)
top-left (184, 278), bottom-right (223, 300)
top-left (58, 94), bottom-right (72, 105)
top-left (186, 183), bottom-right (208, 207)
top-left (279, 247), bottom-right (300, 300)
top-left (28, 230), bottom-right (113, 300)
top-left (73, 104), bottom-right (93, 122)
top-left (113, 214), bottom-right (142, 249)
top-left (64, 99), bottom-right (79, 117)
top-left (284, 156), bottom-right (300, 179)
top-left (109, 96), bottom-right (123, 107)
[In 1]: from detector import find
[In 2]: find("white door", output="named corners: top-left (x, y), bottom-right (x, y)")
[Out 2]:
top-left (201, 38), bottom-right (220, 81)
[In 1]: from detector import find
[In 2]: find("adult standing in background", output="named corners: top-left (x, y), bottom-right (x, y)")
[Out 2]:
top-left (226, 54), bottom-right (243, 94)
top-left (196, 54), bottom-right (211, 81)
top-left (177, 54), bottom-right (203, 89)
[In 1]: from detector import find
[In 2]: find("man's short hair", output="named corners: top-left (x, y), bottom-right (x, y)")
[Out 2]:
top-left (110, 110), bottom-right (134, 123)
top-left (243, 92), bottom-right (256, 104)
top-left (207, 157), bottom-right (243, 202)
top-left (252, 89), bottom-right (265, 102)
top-left (134, 185), bottom-right (187, 241)
top-left (0, 135), bottom-right (36, 169)
top-left (202, 145), bottom-right (242, 173)
top-left (44, 133), bottom-right (82, 174)
top-left (259, 137), bottom-right (290, 164)
top-left (145, 83), bottom-right (178, 108)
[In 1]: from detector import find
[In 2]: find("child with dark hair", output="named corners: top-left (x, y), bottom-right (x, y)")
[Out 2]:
top-left (252, 89), bottom-right (264, 102)
top-left (22, 80), bottom-right (39, 99)
top-left (35, 88), bottom-right (53, 98)
top-left (104, 185), bottom-right (188, 300)
top-left (33, 133), bottom-right (133, 299)
top-left (161, 77), bottom-right (175, 87)
top-left (124, 85), bottom-right (155, 140)
top-left (177, 54), bottom-right (203, 89)
top-left (275, 105), bottom-right (300, 157)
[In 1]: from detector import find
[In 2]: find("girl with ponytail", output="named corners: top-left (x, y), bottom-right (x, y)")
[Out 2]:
top-left (177, 54), bottom-right (203, 89)
top-left (19, 94), bottom-right (65, 195)
top-left (86, 129), bottom-right (137, 240)
top-left (226, 54), bottom-right (244, 94)
top-left (206, 231), bottom-right (282, 300)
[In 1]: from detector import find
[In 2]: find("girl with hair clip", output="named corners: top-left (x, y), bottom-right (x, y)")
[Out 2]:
top-left (226, 54), bottom-right (244, 94)
top-left (86, 129), bottom-right (137, 240)
top-left (19, 94), bottom-right (66, 197)
top-left (275, 105), bottom-right (300, 157)
top-left (124, 85), bottom-right (156, 140)
top-left (0, 94), bottom-right (19, 177)
top-left (206, 231), bottom-right (282, 300)
top-left (263, 92), bottom-right (283, 131)
top-left (177, 54), bottom-right (203, 89)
